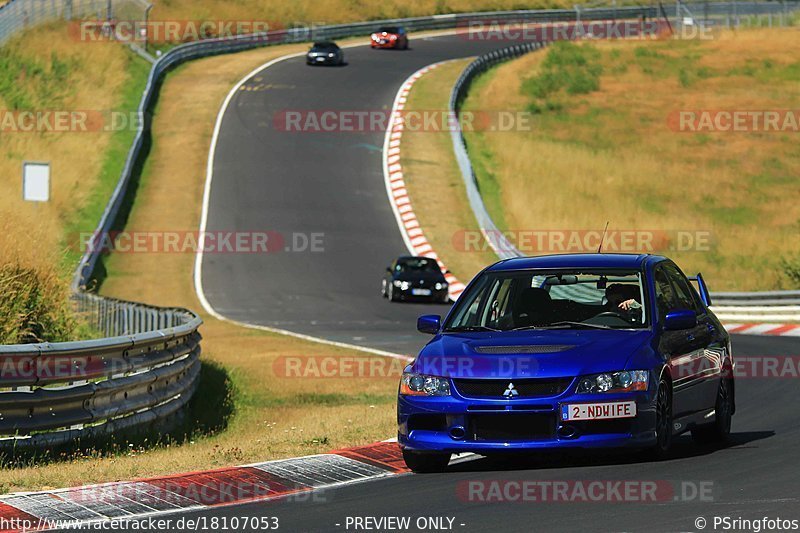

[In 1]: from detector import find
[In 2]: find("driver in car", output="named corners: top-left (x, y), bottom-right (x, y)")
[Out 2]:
top-left (605, 283), bottom-right (642, 312)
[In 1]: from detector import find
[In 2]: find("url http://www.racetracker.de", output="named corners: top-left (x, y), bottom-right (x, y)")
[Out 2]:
top-left (0, 515), bottom-right (280, 532)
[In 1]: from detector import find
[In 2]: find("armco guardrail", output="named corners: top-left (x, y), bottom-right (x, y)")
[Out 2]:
top-left (0, 293), bottom-right (201, 447)
top-left (448, 30), bottom-right (800, 318)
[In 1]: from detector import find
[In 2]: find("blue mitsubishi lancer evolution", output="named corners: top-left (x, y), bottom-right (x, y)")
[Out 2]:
top-left (397, 254), bottom-right (734, 472)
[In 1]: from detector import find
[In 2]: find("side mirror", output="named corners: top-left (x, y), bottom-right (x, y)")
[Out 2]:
top-left (417, 315), bottom-right (441, 335)
top-left (664, 309), bottom-right (697, 331)
top-left (386, 267), bottom-right (392, 273)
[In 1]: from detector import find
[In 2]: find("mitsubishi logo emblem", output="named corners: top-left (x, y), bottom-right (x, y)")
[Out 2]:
top-left (503, 382), bottom-right (519, 397)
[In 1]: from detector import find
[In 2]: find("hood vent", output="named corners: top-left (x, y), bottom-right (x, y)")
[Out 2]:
top-left (473, 345), bottom-right (574, 354)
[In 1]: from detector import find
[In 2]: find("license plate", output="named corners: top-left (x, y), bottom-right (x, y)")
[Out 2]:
top-left (561, 401), bottom-right (636, 421)
top-left (412, 288), bottom-right (431, 296)
top-left (380, 39), bottom-right (387, 44)
top-left (316, 57), bottom-right (325, 61)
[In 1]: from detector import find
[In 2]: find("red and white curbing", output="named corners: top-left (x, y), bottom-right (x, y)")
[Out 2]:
top-left (0, 442), bottom-right (407, 532)
top-left (382, 62), bottom-right (467, 301)
top-left (723, 323), bottom-right (800, 337)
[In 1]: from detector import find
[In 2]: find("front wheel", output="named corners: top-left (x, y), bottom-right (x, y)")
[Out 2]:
top-left (402, 449), bottom-right (450, 473)
top-left (646, 377), bottom-right (673, 460)
top-left (691, 378), bottom-right (732, 445)
top-left (387, 284), bottom-right (399, 302)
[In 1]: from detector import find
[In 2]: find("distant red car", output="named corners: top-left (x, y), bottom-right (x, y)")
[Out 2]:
top-left (370, 26), bottom-right (409, 49)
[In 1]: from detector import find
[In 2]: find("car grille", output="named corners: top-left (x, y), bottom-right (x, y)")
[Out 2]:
top-left (452, 378), bottom-right (573, 399)
top-left (468, 413), bottom-right (556, 441)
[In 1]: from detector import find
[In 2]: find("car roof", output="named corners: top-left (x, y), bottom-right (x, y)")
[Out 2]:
top-left (485, 253), bottom-right (665, 272)
top-left (396, 255), bottom-right (434, 262)
top-left (312, 41), bottom-right (338, 47)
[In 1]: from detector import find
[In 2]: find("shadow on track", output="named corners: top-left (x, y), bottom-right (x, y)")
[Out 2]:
top-left (444, 430), bottom-right (776, 473)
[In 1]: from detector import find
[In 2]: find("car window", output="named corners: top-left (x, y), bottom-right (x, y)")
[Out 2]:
top-left (654, 266), bottom-right (679, 319)
top-left (396, 258), bottom-right (439, 273)
top-left (444, 269), bottom-right (647, 330)
top-left (663, 263), bottom-right (702, 313)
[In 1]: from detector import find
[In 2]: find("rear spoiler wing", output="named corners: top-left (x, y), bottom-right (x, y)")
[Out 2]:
top-left (688, 273), bottom-right (712, 307)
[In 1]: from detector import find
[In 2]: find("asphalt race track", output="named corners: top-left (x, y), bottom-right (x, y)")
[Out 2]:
top-left (196, 34), bottom-right (799, 532)
top-left (200, 34), bottom-right (514, 356)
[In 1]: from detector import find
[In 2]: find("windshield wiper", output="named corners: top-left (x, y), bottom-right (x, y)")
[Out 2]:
top-left (512, 321), bottom-right (613, 331)
top-left (444, 325), bottom-right (501, 332)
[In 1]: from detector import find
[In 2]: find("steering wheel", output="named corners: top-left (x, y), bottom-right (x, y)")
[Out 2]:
top-left (593, 311), bottom-right (626, 319)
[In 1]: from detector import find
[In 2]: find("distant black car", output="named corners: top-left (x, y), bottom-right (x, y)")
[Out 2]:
top-left (382, 256), bottom-right (449, 303)
top-left (306, 41), bottom-right (344, 66)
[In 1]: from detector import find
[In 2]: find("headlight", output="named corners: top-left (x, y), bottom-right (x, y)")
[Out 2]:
top-left (371, 34), bottom-right (379, 41)
top-left (393, 280), bottom-right (410, 290)
top-left (328, 53), bottom-right (335, 57)
top-left (576, 370), bottom-right (649, 393)
top-left (434, 282), bottom-right (448, 291)
top-left (400, 373), bottom-right (451, 396)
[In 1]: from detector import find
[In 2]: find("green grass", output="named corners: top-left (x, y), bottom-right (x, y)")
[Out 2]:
top-left (61, 52), bottom-right (151, 272)
top-left (523, 41), bottom-right (603, 109)
top-left (0, 48), bottom-right (76, 110)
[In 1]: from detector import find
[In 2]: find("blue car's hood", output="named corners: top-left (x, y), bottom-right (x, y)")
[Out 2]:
top-left (411, 329), bottom-right (652, 379)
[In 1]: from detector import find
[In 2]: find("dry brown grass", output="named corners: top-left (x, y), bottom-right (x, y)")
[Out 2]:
top-left (462, 29), bottom-right (800, 290)
top-left (150, 0), bottom-right (576, 26)
top-left (401, 59), bottom-right (499, 281)
top-left (0, 23), bottom-right (134, 262)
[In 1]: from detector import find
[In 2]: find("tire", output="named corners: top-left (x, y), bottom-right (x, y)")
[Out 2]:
top-left (388, 284), bottom-right (399, 302)
top-left (691, 378), bottom-right (733, 445)
top-left (402, 449), bottom-right (450, 473)
top-left (381, 279), bottom-right (388, 298)
top-left (646, 377), bottom-right (673, 460)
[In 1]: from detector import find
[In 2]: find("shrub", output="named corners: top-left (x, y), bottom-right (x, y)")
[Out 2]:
top-left (780, 256), bottom-right (800, 288)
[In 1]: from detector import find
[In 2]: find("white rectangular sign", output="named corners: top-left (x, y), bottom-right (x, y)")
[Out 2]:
top-left (23, 162), bottom-right (50, 202)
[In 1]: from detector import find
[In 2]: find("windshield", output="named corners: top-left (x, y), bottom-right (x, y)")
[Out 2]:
top-left (311, 42), bottom-right (337, 51)
top-left (443, 269), bottom-right (649, 331)
top-left (396, 257), bottom-right (440, 274)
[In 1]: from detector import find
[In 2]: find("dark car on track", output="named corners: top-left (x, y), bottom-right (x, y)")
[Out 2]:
top-left (382, 256), bottom-right (450, 303)
top-left (370, 26), bottom-right (409, 49)
top-left (306, 41), bottom-right (345, 65)
top-left (398, 253), bottom-right (734, 472)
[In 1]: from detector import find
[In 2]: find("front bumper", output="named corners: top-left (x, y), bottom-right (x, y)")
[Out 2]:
top-left (371, 39), bottom-right (399, 48)
top-left (394, 287), bottom-right (448, 301)
top-left (306, 55), bottom-right (339, 64)
top-left (398, 385), bottom-right (657, 453)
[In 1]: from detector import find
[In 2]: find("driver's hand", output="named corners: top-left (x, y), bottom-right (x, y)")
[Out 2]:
top-left (618, 299), bottom-right (641, 311)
